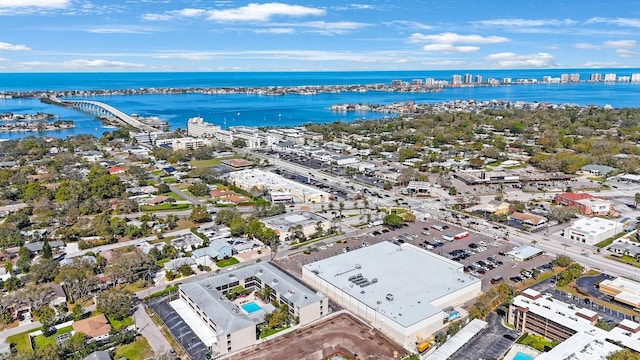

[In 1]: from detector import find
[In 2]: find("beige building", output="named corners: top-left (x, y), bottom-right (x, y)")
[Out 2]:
top-left (261, 211), bottom-right (331, 242)
top-left (174, 262), bottom-right (327, 357)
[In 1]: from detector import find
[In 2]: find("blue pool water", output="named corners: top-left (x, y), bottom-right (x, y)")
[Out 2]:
top-left (241, 302), bottom-right (261, 314)
top-left (513, 352), bottom-right (535, 360)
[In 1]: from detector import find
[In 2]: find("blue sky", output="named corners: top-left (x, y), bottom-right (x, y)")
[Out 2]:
top-left (1, 0), bottom-right (640, 72)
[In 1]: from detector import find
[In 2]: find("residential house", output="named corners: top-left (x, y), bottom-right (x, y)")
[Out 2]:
top-left (191, 239), bottom-right (234, 267)
top-left (164, 257), bottom-right (196, 272)
top-left (24, 241), bottom-right (65, 255)
top-left (72, 314), bottom-right (111, 342)
top-left (83, 350), bottom-right (112, 360)
top-left (145, 195), bottom-right (170, 206)
top-left (107, 166), bottom-right (126, 175)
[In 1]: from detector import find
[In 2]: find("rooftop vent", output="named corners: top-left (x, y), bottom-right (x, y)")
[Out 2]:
top-left (386, 293), bottom-right (394, 301)
top-left (355, 263), bottom-right (361, 269)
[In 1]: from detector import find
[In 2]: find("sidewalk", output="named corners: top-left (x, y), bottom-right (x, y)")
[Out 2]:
top-left (0, 320), bottom-right (42, 345)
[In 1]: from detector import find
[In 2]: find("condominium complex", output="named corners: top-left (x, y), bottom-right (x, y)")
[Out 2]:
top-left (509, 288), bottom-right (640, 358)
top-left (174, 262), bottom-right (327, 357)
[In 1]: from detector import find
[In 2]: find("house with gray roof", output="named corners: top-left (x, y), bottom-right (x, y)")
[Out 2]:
top-left (191, 239), bottom-right (234, 266)
top-left (24, 240), bottom-right (65, 254)
top-left (174, 262), bottom-right (326, 357)
top-left (581, 164), bottom-right (616, 176)
top-left (83, 350), bottom-right (112, 360)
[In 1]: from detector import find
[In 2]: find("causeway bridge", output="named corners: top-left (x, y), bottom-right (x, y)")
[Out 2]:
top-left (49, 97), bottom-right (157, 132)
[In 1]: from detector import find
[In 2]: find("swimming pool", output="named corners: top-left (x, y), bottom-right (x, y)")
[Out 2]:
top-left (513, 352), bottom-right (535, 360)
top-left (241, 301), bottom-right (261, 314)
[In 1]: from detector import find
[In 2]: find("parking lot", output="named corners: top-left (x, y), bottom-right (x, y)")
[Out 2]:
top-left (452, 313), bottom-right (519, 360)
top-left (277, 218), bottom-right (556, 292)
top-left (147, 296), bottom-right (209, 360)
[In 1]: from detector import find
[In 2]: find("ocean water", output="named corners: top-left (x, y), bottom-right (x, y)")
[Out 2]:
top-left (1, 69), bottom-right (639, 139)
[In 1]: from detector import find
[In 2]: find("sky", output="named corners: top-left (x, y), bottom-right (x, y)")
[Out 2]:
top-left (1, 0), bottom-right (640, 72)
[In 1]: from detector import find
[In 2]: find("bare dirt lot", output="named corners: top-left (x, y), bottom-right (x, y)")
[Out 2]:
top-left (228, 312), bottom-right (409, 360)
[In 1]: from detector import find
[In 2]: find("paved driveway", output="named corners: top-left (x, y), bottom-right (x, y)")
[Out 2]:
top-left (147, 296), bottom-right (210, 360)
top-left (451, 312), bottom-right (519, 360)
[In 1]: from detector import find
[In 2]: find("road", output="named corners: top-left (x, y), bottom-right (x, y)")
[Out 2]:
top-left (65, 222), bottom-right (214, 258)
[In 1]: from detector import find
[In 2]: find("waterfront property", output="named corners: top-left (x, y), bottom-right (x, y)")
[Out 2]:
top-left (173, 262), bottom-right (327, 357)
top-left (302, 241), bottom-right (481, 348)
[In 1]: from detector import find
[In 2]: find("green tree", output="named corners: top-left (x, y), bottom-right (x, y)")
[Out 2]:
top-left (96, 289), bottom-right (133, 321)
top-left (232, 139), bottom-right (247, 148)
top-left (383, 213), bottom-right (404, 229)
top-left (37, 306), bottom-right (57, 336)
top-left (189, 205), bottom-right (211, 223)
top-left (157, 183), bottom-right (170, 194)
top-left (41, 240), bottom-right (52, 259)
top-left (188, 182), bottom-right (210, 197)
top-left (607, 348), bottom-right (640, 360)
top-left (16, 246), bottom-right (31, 274)
top-left (30, 258), bottom-right (59, 283)
top-left (71, 304), bottom-right (85, 321)
top-left (179, 264), bottom-right (194, 276)
top-left (3, 276), bottom-right (22, 292)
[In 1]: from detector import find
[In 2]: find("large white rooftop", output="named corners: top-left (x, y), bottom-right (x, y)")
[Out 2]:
top-left (302, 242), bottom-right (481, 328)
top-left (568, 217), bottom-right (621, 235)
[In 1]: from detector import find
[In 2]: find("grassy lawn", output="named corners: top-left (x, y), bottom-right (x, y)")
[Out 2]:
top-left (517, 333), bottom-right (556, 352)
top-left (166, 191), bottom-right (185, 201)
top-left (7, 328), bottom-right (40, 353)
top-left (608, 254), bottom-right (640, 268)
top-left (595, 232), bottom-right (627, 248)
top-left (149, 237), bottom-right (171, 245)
top-left (259, 326), bottom-right (288, 338)
top-left (216, 257), bottom-right (240, 268)
top-left (33, 325), bottom-right (73, 349)
top-left (190, 157), bottom-right (237, 168)
top-left (161, 177), bottom-right (177, 184)
top-left (141, 203), bottom-right (191, 212)
top-left (114, 337), bottom-right (154, 360)
top-left (108, 316), bottom-right (134, 331)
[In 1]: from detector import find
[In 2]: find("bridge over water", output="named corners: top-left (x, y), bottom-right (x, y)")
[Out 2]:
top-left (51, 98), bottom-right (157, 132)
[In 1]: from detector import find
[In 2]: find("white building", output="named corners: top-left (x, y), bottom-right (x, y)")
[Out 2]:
top-left (563, 217), bottom-right (623, 245)
top-left (187, 116), bottom-right (221, 138)
top-left (174, 262), bottom-right (327, 357)
top-left (302, 242), bottom-right (481, 347)
top-left (261, 211), bottom-right (331, 242)
top-left (227, 169), bottom-right (332, 203)
top-left (155, 137), bottom-right (211, 151)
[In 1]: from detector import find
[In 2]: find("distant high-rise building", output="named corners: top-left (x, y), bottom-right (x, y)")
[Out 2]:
top-left (501, 77), bottom-right (512, 84)
top-left (463, 73), bottom-right (472, 84)
top-left (631, 73), bottom-right (640, 82)
top-left (475, 75), bottom-right (483, 84)
top-left (486, 78), bottom-right (499, 85)
top-left (560, 73), bottom-right (569, 82)
top-left (569, 73), bottom-right (580, 82)
top-left (542, 76), bottom-right (552, 83)
top-left (590, 73), bottom-right (602, 82)
top-left (425, 78), bottom-right (435, 86)
top-left (451, 74), bottom-right (462, 84)
top-left (411, 79), bottom-right (423, 85)
top-left (604, 73), bottom-right (617, 82)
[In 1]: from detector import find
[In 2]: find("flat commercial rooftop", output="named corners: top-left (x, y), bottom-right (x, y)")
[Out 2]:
top-left (303, 242), bottom-right (480, 328)
top-left (425, 318), bottom-right (487, 360)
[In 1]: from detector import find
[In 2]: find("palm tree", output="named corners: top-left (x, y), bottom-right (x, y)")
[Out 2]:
top-left (635, 193), bottom-right (640, 209)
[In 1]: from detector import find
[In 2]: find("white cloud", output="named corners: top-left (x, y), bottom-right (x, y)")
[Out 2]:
top-left (297, 21), bottom-right (369, 35)
top-left (583, 61), bottom-right (624, 67)
top-left (423, 43), bottom-right (479, 53)
top-left (384, 20), bottom-right (432, 30)
top-left (586, 17), bottom-right (640, 28)
top-left (475, 18), bottom-right (576, 27)
top-left (20, 59), bottom-right (145, 69)
top-left (207, 2), bottom-right (324, 22)
top-left (153, 52), bottom-right (217, 61)
top-left (616, 49), bottom-right (639, 58)
top-left (142, 13), bottom-right (172, 21)
top-left (575, 42), bottom-right (600, 50)
top-left (603, 40), bottom-right (637, 49)
top-left (409, 32), bottom-right (508, 45)
top-left (486, 52), bottom-right (556, 68)
top-left (0, 0), bottom-right (68, 8)
top-left (254, 28), bottom-right (295, 34)
top-left (85, 27), bottom-right (152, 34)
top-left (174, 8), bottom-right (206, 18)
top-left (0, 41), bottom-right (30, 51)
top-left (422, 59), bottom-right (465, 67)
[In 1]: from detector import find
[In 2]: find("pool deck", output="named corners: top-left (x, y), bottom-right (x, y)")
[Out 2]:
top-left (503, 344), bottom-right (541, 360)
